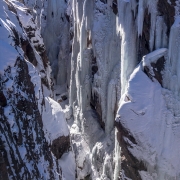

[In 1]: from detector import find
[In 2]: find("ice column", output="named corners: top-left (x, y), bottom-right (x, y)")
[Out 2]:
top-left (75, 0), bottom-right (93, 114)
top-left (118, 0), bottom-right (137, 94)
top-left (163, 16), bottom-right (180, 97)
top-left (69, 0), bottom-right (81, 107)
top-left (42, 0), bottom-right (70, 85)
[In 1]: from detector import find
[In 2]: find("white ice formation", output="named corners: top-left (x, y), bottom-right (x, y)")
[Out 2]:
top-left (1, 0), bottom-right (180, 179)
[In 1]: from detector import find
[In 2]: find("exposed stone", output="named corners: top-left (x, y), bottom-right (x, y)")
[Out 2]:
top-left (100, 0), bottom-right (107, 4)
top-left (61, 95), bottom-right (67, 101)
top-left (0, 58), bottom-right (61, 179)
top-left (115, 121), bottom-right (146, 180)
top-left (157, 0), bottom-right (175, 36)
top-left (138, 8), bottom-right (151, 62)
top-left (112, 0), bottom-right (118, 15)
top-left (90, 94), bottom-right (105, 130)
top-left (21, 38), bottom-right (38, 66)
top-left (144, 56), bottom-right (165, 86)
top-left (40, 50), bottom-right (48, 68)
top-left (0, 139), bottom-right (8, 180)
top-left (0, 92), bottom-right (7, 107)
top-left (51, 136), bottom-right (70, 159)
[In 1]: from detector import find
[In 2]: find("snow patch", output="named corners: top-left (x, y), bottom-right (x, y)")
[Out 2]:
top-left (42, 97), bottom-right (69, 144)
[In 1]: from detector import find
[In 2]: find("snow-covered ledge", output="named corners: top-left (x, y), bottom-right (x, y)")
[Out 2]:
top-left (142, 48), bottom-right (168, 85)
top-left (142, 48), bottom-right (168, 68)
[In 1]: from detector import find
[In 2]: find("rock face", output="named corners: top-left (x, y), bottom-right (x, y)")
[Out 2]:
top-left (144, 56), bottom-right (165, 86)
top-left (51, 136), bottom-right (70, 159)
top-left (157, 0), bottom-right (176, 36)
top-left (0, 0), bottom-right (72, 179)
top-left (0, 92), bottom-right (7, 107)
top-left (0, 58), bottom-right (58, 179)
top-left (1, 0), bottom-right (180, 180)
top-left (138, 8), bottom-right (151, 62)
top-left (115, 121), bottom-right (147, 180)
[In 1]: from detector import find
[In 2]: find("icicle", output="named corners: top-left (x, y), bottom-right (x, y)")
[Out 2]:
top-left (163, 16), bottom-right (180, 96)
top-left (155, 16), bottom-right (164, 49)
top-left (114, 128), bottom-right (121, 180)
top-left (148, 0), bottom-right (158, 51)
top-left (106, 79), bottom-right (116, 134)
top-left (137, 0), bottom-right (145, 36)
top-left (118, 0), bottom-right (137, 94)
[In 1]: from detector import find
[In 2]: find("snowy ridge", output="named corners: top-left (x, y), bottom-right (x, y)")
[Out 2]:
top-left (142, 48), bottom-right (168, 67)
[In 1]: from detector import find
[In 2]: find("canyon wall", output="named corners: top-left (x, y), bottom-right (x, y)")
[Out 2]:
top-left (1, 0), bottom-right (180, 180)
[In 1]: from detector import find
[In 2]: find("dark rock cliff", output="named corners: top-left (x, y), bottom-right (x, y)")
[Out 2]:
top-left (0, 0), bottom-right (71, 179)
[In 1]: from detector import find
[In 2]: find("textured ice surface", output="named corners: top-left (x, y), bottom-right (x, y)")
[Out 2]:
top-left (1, 0), bottom-right (180, 179)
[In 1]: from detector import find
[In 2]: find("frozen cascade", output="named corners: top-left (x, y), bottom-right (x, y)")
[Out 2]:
top-left (2, 0), bottom-right (180, 179)
top-left (41, 0), bottom-right (177, 179)
top-left (0, 0), bottom-right (74, 179)
top-left (115, 1), bottom-right (180, 179)
top-left (155, 16), bottom-right (168, 49)
top-left (43, 0), bottom-right (70, 87)
top-left (117, 0), bottom-right (137, 94)
top-left (76, 0), bottom-right (93, 115)
top-left (163, 15), bottom-right (180, 96)
top-left (106, 79), bottom-right (116, 134)
top-left (137, 0), bottom-right (158, 50)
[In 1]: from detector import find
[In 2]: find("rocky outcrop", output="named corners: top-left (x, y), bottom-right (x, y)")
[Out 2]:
top-left (21, 38), bottom-right (38, 67)
top-left (144, 56), bottom-right (165, 86)
top-left (0, 138), bottom-right (9, 180)
top-left (157, 0), bottom-right (175, 36)
top-left (0, 57), bottom-right (60, 179)
top-left (51, 136), bottom-right (70, 159)
top-left (138, 8), bottom-right (151, 62)
top-left (0, 0), bottom-right (72, 179)
top-left (0, 92), bottom-right (7, 107)
top-left (115, 122), bottom-right (146, 180)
